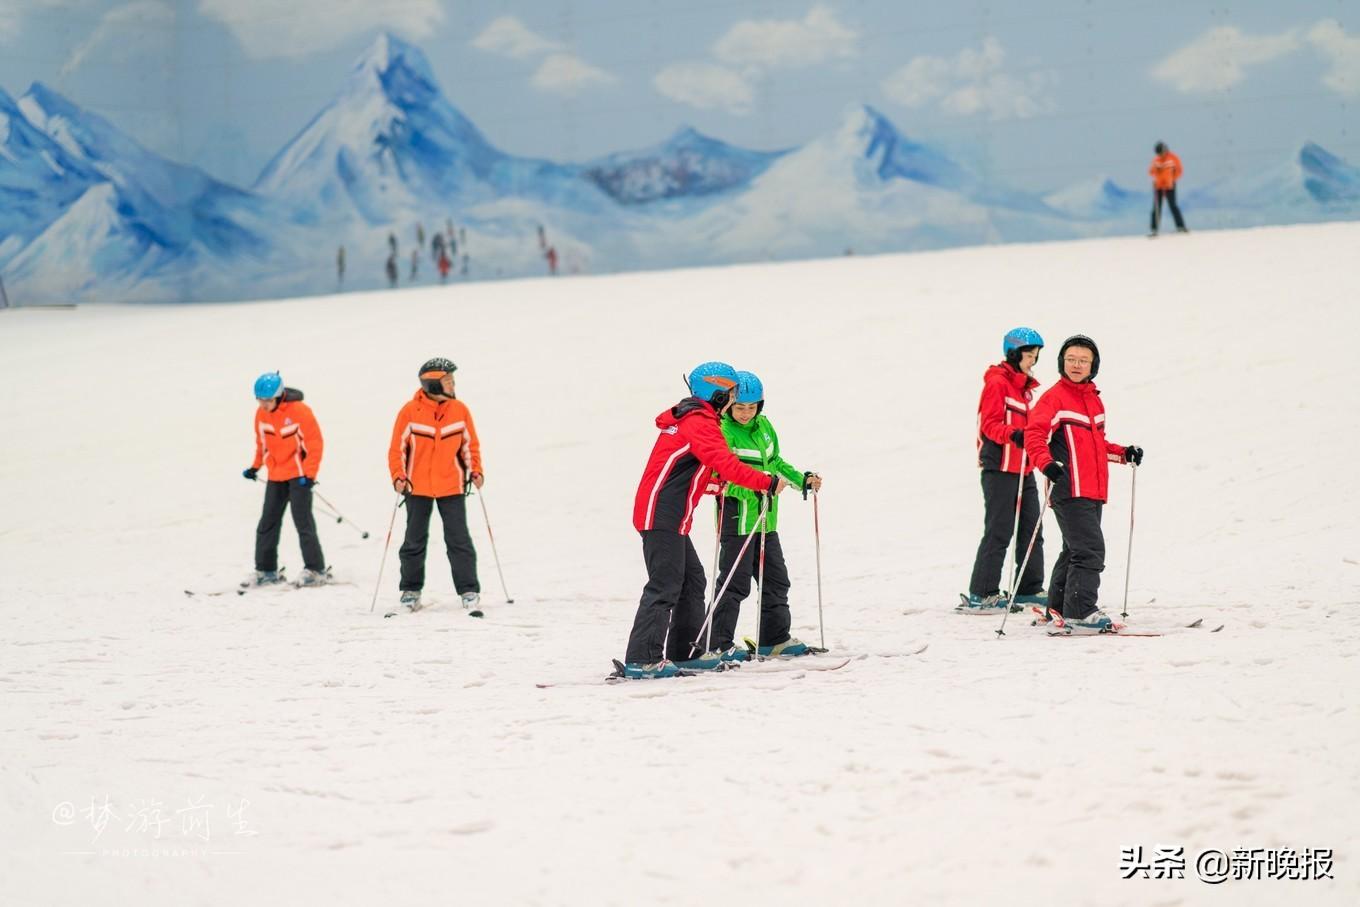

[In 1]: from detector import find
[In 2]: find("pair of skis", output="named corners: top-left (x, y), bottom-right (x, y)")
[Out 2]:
top-left (1031, 607), bottom-right (1223, 637)
top-left (538, 643), bottom-right (930, 688)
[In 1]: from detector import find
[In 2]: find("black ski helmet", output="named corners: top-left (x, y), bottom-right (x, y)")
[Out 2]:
top-left (419, 357), bottom-right (457, 396)
top-left (1057, 335), bottom-right (1100, 381)
top-left (1154, 141), bottom-right (1167, 155)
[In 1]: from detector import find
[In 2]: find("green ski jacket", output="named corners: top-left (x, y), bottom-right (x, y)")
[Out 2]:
top-left (719, 413), bottom-right (806, 534)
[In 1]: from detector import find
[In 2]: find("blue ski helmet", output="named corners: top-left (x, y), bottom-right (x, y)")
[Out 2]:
top-left (253, 371), bottom-right (283, 399)
top-left (687, 361), bottom-right (739, 406)
top-left (1003, 327), bottom-right (1044, 362)
top-left (734, 371), bottom-right (764, 404)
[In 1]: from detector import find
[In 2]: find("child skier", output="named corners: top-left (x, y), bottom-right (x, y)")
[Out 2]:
top-left (387, 358), bottom-right (483, 613)
top-left (243, 371), bottom-right (328, 588)
top-left (1023, 335), bottom-right (1144, 634)
top-left (709, 370), bottom-right (821, 658)
top-left (959, 327), bottom-right (1047, 613)
top-left (622, 362), bottom-right (788, 678)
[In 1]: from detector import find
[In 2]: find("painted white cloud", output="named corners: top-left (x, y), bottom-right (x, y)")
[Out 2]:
top-left (0, 0), bottom-right (97, 43)
top-left (1308, 19), bottom-right (1360, 97)
top-left (1152, 26), bottom-right (1300, 93)
top-left (713, 4), bottom-right (857, 71)
top-left (62, 1), bottom-right (174, 77)
top-left (654, 62), bottom-right (754, 115)
top-left (531, 53), bottom-right (616, 97)
top-left (882, 38), bottom-right (1054, 120)
top-left (197, 0), bottom-right (444, 60)
top-left (472, 16), bottom-right (560, 60)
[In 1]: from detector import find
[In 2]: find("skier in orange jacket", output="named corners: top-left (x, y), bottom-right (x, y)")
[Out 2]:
top-left (387, 357), bottom-right (483, 613)
top-left (1149, 141), bottom-right (1188, 235)
top-left (243, 371), bottom-right (328, 588)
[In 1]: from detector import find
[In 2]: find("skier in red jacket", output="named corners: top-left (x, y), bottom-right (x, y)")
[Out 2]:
top-left (623, 362), bottom-right (787, 678)
top-left (960, 327), bottom-right (1046, 613)
top-left (1023, 336), bottom-right (1143, 633)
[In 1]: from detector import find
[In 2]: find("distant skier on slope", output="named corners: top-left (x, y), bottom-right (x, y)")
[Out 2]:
top-left (708, 370), bottom-right (821, 659)
top-left (1023, 336), bottom-right (1143, 634)
top-left (386, 252), bottom-right (398, 289)
top-left (387, 358), bottom-right (483, 614)
top-left (959, 328), bottom-right (1047, 613)
top-left (1149, 141), bottom-right (1188, 236)
top-left (243, 371), bottom-right (329, 588)
top-left (622, 362), bottom-right (788, 678)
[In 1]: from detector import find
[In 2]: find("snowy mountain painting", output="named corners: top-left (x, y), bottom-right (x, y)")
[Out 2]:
top-left (2, 33), bottom-right (1359, 305)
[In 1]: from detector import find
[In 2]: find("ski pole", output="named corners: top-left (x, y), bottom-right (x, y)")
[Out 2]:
top-left (754, 496), bottom-right (769, 657)
top-left (704, 490), bottom-right (727, 653)
top-left (1121, 464), bottom-right (1137, 619)
top-left (475, 486), bottom-right (514, 604)
top-left (369, 495), bottom-right (403, 614)
top-left (996, 476), bottom-right (1054, 638)
top-left (813, 487), bottom-right (825, 651)
top-left (314, 490), bottom-right (370, 538)
top-left (1003, 449), bottom-right (1028, 604)
top-left (689, 497), bottom-right (770, 658)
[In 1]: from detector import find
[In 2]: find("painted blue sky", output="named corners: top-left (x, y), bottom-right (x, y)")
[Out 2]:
top-left (1, 1), bottom-right (1356, 189)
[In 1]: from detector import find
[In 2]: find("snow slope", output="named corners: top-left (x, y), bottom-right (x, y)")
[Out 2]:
top-left (1, 224), bottom-right (1358, 905)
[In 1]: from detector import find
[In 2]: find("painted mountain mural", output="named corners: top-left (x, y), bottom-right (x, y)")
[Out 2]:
top-left (2, 32), bottom-right (1359, 305)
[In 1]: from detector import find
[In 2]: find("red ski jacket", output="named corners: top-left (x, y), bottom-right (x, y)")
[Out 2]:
top-left (1024, 377), bottom-right (1129, 502)
top-left (976, 363), bottom-right (1039, 474)
top-left (251, 389), bottom-right (323, 482)
top-left (633, 397), bottom-right (777, 534)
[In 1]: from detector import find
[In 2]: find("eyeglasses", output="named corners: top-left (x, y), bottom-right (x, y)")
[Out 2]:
top-left (1063, 357), bottom-right (1093, 366)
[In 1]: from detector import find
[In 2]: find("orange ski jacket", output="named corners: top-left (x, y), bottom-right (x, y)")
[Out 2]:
top-left (388, 390), bottom-right (483, 497)
top-left (251, 390), bottom-right (323, 481)
top-left (1149, 151), bottom-right (1183, 190)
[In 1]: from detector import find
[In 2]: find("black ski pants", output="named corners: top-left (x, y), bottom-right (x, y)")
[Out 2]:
top-left (399, 494), bottom-right (480, 595)
top-left (968, 470), bottom-right (1044, 597)
top-left (255, 479), bottom-right (326, 573)
top-left (710, 505), bottom-right (791, 650)
top-left (625, 530), bottom-right (706, 665)
top-left (1151, 187), bottom-right (1186, 232)
top-left (1048, 497), bottom-right (1105, 619)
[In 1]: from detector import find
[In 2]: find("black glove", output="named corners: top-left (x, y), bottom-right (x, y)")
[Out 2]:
top-left (1042, 462), bottom-right (1065, 484)
top-left (293, 476), bottom-right (316, 489)
top-left (1124, 445), bottom-right (1144, 466)
top-left (1010, 429), bottom-right (1024, 447)
top-left (243, 468), bottom-right (258, 481)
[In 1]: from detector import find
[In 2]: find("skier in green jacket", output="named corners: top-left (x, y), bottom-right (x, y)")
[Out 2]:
top-left (707, 370), bottom-right (822, 659)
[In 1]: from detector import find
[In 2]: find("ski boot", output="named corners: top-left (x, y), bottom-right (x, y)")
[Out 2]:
top-left (242, 568), bottom-right (287, 588)
top-left (617, 660), bottom-right (682, 679)
top-left (1011, 589), bottom-right (1048, 607)
top-left (715, 644), bottom-right (750, 663)
top-left (673, 651), bottom-right (723, 672)
top-left (294, 566), bottom-right (331, 588)
top-left (1050, 608), bottom-right (1118, 636)
top-left (398, 590), bottom-right (422, 612)
top-left (460, 592), bottom-right (484, 618)
top-left (956, 592), bottom-right (1009, 614)
top-left (745, 636), bottom-right (811, 658)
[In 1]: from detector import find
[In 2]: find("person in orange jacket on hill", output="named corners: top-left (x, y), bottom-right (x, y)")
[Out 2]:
top-left (388, 357), bottom-right (483, 613)
top-left (1149, 141), bottom-right (1188, 235)
top-left (243, 371), bottom-right (329, 588)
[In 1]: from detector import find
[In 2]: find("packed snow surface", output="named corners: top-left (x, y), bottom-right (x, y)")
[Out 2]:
top-left (2, 223), bottom-right (1358, 905)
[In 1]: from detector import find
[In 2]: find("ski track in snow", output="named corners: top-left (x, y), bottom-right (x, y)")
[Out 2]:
top-left (2, 223), bottom-right (1359, 905)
